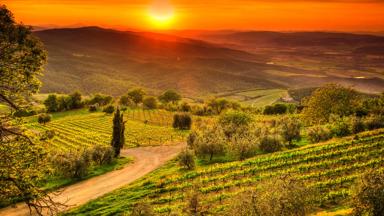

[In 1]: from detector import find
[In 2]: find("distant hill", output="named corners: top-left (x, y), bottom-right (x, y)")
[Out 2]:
top-left (34, 27), bottom-right (384, 97)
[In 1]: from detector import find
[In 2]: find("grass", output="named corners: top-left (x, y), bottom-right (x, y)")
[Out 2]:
top-left (41, 156), bottom-right (132, 191)
top-left (25, 109), bottom-right (187, 152)
top-left (66, 129), bottom-right (384, 216)
top-left (216, 88), bottom-right (287, 107)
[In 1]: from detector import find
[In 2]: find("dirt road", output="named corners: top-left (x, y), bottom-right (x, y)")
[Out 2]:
top-left (0, 144), bottom-right (185, 216)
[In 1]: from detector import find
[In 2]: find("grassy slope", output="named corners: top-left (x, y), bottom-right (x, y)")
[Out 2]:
top-left (67, 129), bottom-right (384, 216)
top-left (25, 109), bottom-right (187, 152)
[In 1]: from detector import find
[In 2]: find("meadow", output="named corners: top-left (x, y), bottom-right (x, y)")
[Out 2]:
top-left (66, 129), bottom-right (384, 215)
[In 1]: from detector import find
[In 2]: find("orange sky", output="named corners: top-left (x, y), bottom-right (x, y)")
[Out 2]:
top-left (3, 0), bottom-right (384, 31)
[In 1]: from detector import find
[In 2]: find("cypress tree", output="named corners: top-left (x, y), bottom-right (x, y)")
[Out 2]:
top-left (111, 107), bottom-right (125, 157)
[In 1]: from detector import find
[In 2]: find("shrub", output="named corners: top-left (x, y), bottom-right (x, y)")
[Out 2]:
top-left (128, 88), bottom-right (146, 105)
top-left (44, 94), bottom-right (58, 112)
top-left (40, 129), bottom-right (55, 141)
top-left (307, 126), bottom-right (332, 143)
top-left (227, 176), bottom-right (317, 216)
top-left (178, 149), bottom-right (195, 170)
top-left (91, 145), bottom-right (114, 166)
top-left (88, 104), bottom-right (97, 112)
top-left (37, 113), bottom-right (51, 124)
top-left (350, 117), bottom-right (366, 134)
top-left (173, 113), bottom-right (192, 130)
top-left (259, 135), bottom-right (283, 153)
top-left (279, 117), bottom-right (302, 146)
top-left (13, 109), bottom-right (36, 117)
top-left (352, 169), bottom-right (384, 216)
top-left (159, 90), bottom-right (181, 104)
top-left (194, 126), bottom-right (226, 161)
top-left (130, 202), bottom-right (154, 216)
top-left (180, 102), bottom-right (191, 112)
top-left (103, 105), bottom-right (115, 114)
top-left (119, 95), bottom-right (134, 107)
top-left (330, 118), bottom-right (351, 137)
top-left (52, 150), bottom-right (92, 179)
top-left (230, 132), bottom-right (258, 160)
top-left (263, 103), bottom-right (287, 115)
top-left (88, 94), bottom-right (113, 106)
top-left (187, 131), bottom-right (198, 148)
top-left (219, 110), bottom-right (252, 138)
top-left (364, 115), bottom-right (384, 130)
top-left (143, 96), bottom-right (158, 109)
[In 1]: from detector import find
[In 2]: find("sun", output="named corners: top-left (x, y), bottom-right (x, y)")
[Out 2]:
top-left (148, 0), bottom-right (175, 29)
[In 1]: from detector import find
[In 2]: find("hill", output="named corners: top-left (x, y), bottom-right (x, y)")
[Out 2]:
top-left (66, 129), bottom-right (384, 215)
top-left (35, 27), bottom-right (384, 97)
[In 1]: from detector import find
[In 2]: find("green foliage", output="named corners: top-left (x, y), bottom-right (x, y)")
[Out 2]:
top-left (159, 90), bottom-right (181, 104)
top-left (207, 98), bottom-right (230, 114)
top-left (302, 84), bottom-right (361, 124)
top-left (279, 117), bottom-right (302, 146)
top-left (91, 145), bottom-right (114, 166)
top-left (227, 177), bottom-right (317, 216)
top-left (37, 113), bottom-right (51, 124)
top-left (143, 96), bottom-right (158, 109)
top-left (263, 103), bottom-right (288, 115)
top-left (119, 95), bottom-right (134, 107)
top-left (194, 126), bottom-right (227, 161)
top-left (87, 93), bottom-right (113, 106)
top-left (172, 113), bottom-right (192, 130)
top-left (364, 115), bottom-right (384, 130)
top-left (130, 202), bottom-right (155, 216)
top-left (352, 169), bottom-right (384, 216)
top-left (44, 94), bottom-right (59, 112)
top-left (330, 116), bottom-right (352, 137)
top-left (51, 149), bottom-right (92, 179)
top-left (230, 131), bottom-right (258, 160)
top-left (128, 88), bottom-right (146, 105)
top-left (259, 135), bottom-right (283, 153)
top-left (88, 104), bottom-right (97, 112)
top-left (44, 92), bottom-right (84, 112)
top-left (103, 104), bottom-right (115, 114)
top-left (219, 110), bottom-right (252, 138)
top-left (13, 108), bottom-right (37, 117)
top-left (111, 108), bottom-right (125, 157)
top-left (307, 125), bottom-right (332, 143)
top-left (178, 148), bottom-right (196, 170)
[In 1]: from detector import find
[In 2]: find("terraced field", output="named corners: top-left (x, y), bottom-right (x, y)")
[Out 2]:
top-left (27, 111), bottom-right (187, 151)
top-left (67, 129), bottom-right (384, 215)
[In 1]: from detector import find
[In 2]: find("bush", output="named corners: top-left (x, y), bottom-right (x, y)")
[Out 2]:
top-left (194, 126), bottom-right (226, 161)
top-left (307, 126), bottom-right (332, 143)
top-left (103, 105), bottom-right (115, 114)
top-left (364, 115), bottom-right (384, 130)
top-left (88, 104), bottom-right (97, 112)
top-left (263, 104), bottom-right (287, 115)
top-left (88, 94), bottom-right (113, 106)
top-left (178, 149), bottom-right (195, 170)
top-left (330, 118), bottom-right (351, 137)
top-left (13, 109), bottom-right (36, 117)
top-left (52, 150), bottom-right (92, 179)
top-left (187, 131), bottom-right (198, 148)
top-left (130, 202), bottom-right (154, 216)
top-left (219, 110), bottom-right (252, 138)
top-left (350, 117), bottom-right (366, 134)
top-left (40, 129), bottom-right (55, 141)
top-left (173, 113), bottom-right (192, 130)
top-left (230, 132), bottom-right (258, 160)
top-left (143, 96), bottom-right (158, 109)
top-left (91, 145), bottom-right (114, 166)
top-left (37, 113), bottom-right (51, 124)
top-left (352, 169), bottom-right (384, 216)
top-left (259, 135), bottom-right (283, 153)
top-left (279, 117), bottom-right (302, 146)
top-left (227, 177), bottom-right (316, 216)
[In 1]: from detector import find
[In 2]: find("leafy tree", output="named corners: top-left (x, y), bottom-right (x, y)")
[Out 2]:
top-left (302, 84), bottom-right (361, 124)
top-left (91, 145), bottom-right (114, 166)
top-left (227, 176), bottom-right (317, 216)
top-left (0, 5), bottom-right (61, 213)
top-left (69, 91), bottom-right (83, 109)
top-left (178, 148), bottom-right (196, 170)
top-left (263, 103), bottom-right (288, 115)
top-left (194, 126), bottom-right (226, 161)
top-left (279, 117), bottom-right (302, 146)
top-left (307, 125), bottom-right (332, 143)
top-left (128, 88), bottom-right (146, 105)
top-left (37, 113), bottom-right (51, 125)
top-left (103, 104), bottom-right (115, 114)
top-left (259, 135), bottom-right (283, 153)
top-left (173, 113), bottom-right (192, 130)
top-left (143, 96), bottom-right (158, 109)
top-left (119, 95), bottom-right (134, 107)
top-left (159, 90), bottom-right (181, 104)
top-left (219, 110), bottom-right (252, 138)
top-left (88, 93), bottom-right (113, 106)
top-left (111, 108), bottom-right (125, 157)
top-left (44, 94), bottom-right (59, 112)
top-left (207, 98), bottom-right (230, 114)
top-left (230, 131), bottom-right (258, 160)
top-left (352, 169), bottom-right (384, 216)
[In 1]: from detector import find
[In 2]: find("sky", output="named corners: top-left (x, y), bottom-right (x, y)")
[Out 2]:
top-left (3, 0), bottom-right (384, 32)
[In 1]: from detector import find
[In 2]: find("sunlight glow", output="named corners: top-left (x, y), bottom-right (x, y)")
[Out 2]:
top-left (148, 0), bottom-right (175, 29)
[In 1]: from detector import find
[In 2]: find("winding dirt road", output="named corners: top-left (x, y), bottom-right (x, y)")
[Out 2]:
top-left (1, 144), bottom-right (185, 216)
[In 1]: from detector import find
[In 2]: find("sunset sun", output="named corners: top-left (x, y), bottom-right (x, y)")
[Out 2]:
top-left (148, 0), bottom-right (175, 28)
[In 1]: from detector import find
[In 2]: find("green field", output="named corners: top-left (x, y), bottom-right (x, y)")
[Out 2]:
top-left (216, 88), bottom-right (287, 107)
top-left (26, 109), bottom-right (187, 151)
top-left (124, 109), bottom-right (174, 127)
top-left (67, 129), bottom-right (384, 215)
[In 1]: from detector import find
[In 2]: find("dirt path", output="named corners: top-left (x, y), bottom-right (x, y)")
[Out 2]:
top-left (1, 143), bottom-right (186, 216)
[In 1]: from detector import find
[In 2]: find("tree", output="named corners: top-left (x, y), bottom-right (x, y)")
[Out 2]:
top-left (352, 169), bottom-right (384, 216)
top-left (37, 113), bottom-right (51, 125)
top-left (219, 110), bottom-right (252, 138)
top-left (178, 148), bottom-right (196, 170)
top-left (230, 131), bottom-right (258, 160)
top-left (143, 96), bottom-right (158, 109)
top-left (0, 5), bottom-right (61, 214)
top-left (302, 84), bottom-right (361, 124)
top-left (173, 113), bottom-right (192, 130)
top-left (69, 91), bottom-right (82, 109)
top-left (159, 90), bottom-right (181, 104)
top-left (119, 95), bottom-right (134, 107)
top-left (279, 117), bottom-right (302, 146)
top-left (44, 94), bottom-right (58, 112)
top-left (207, 98), bottom-right (230, 114)
top-left (227, 176), bottom-right (317, 216)
top-left (111, 108), bottom-right (125, 157)
top-left (128, 88), bottom-right (146, 105)
top-left (194, 126), bottom-right (226, 161)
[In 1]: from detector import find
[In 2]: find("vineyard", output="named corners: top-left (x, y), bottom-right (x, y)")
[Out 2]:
top-left (27, 112), bottom-right (187, 151)
top-left (124, 109), bottom-right (174, 127)
top-left (67, 129), bottom-right (384, 215)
